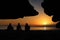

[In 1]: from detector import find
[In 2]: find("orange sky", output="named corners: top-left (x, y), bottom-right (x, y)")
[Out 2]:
top-left (0, 0), bottom-right (58, 26)
top-left (0, 11), bottom-right (57, 26)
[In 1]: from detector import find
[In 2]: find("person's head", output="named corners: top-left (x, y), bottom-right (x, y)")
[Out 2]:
top-left (41, 0), bottom-right (60, 22)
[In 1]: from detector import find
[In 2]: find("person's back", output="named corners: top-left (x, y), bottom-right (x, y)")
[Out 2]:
top-left (7, 23), bottom-right (13, 32)
top-left (0, 0), bottom-right (38, 19)
top-left (16, 23), bottom-right (22, 31)
top-left (25, 23), bottom-right (30, 31)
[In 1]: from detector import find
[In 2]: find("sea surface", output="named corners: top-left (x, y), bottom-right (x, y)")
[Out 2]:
top-left (0, 25), bottom-right (59, 30)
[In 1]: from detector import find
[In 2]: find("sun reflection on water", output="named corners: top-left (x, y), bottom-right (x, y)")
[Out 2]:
top-left (30, 27), bottom-right (58, 30)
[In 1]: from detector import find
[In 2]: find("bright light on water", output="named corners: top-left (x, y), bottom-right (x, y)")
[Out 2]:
top-left (44, 27), bottom-right (47, 30)
top-left (30, 27), bottom-right (58, 30)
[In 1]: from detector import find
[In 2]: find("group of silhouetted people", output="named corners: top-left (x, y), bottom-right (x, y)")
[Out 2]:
top-left (6, 23), bottom-right (30, 32)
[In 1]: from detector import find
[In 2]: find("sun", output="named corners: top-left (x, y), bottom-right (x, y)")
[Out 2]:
top-left (43, 22), bottom-right (48, 25)
top-left (37, 20), bottom-right (50, 25)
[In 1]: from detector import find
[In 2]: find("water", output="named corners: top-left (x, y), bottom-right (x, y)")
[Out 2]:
top-left (30, 27), bottom-right (58, 30)
top-left (0, 25), bottom-right (59, 30)
top-left (0, 25), bottom-right (25, 30)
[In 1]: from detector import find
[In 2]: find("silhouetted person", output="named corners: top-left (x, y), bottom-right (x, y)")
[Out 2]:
top-left (41, 0), bottom-right (60, 28)
top-left (0, 0), bottom-right (38, 19)
top-left (25, 23), bottom-right (30, 31)
top-left (7, 23), bottom-right (13, 32)
top-left (16, 23), bottom-right (22, 31)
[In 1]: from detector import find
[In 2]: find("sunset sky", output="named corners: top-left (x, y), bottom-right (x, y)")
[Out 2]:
top-left (0, 0), bottom-right (57, 26)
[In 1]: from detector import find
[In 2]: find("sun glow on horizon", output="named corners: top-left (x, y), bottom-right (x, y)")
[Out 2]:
top-left (35, 13), bottom-right (57, 25)
top-left (43, 22), bottom-right (48, 25)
